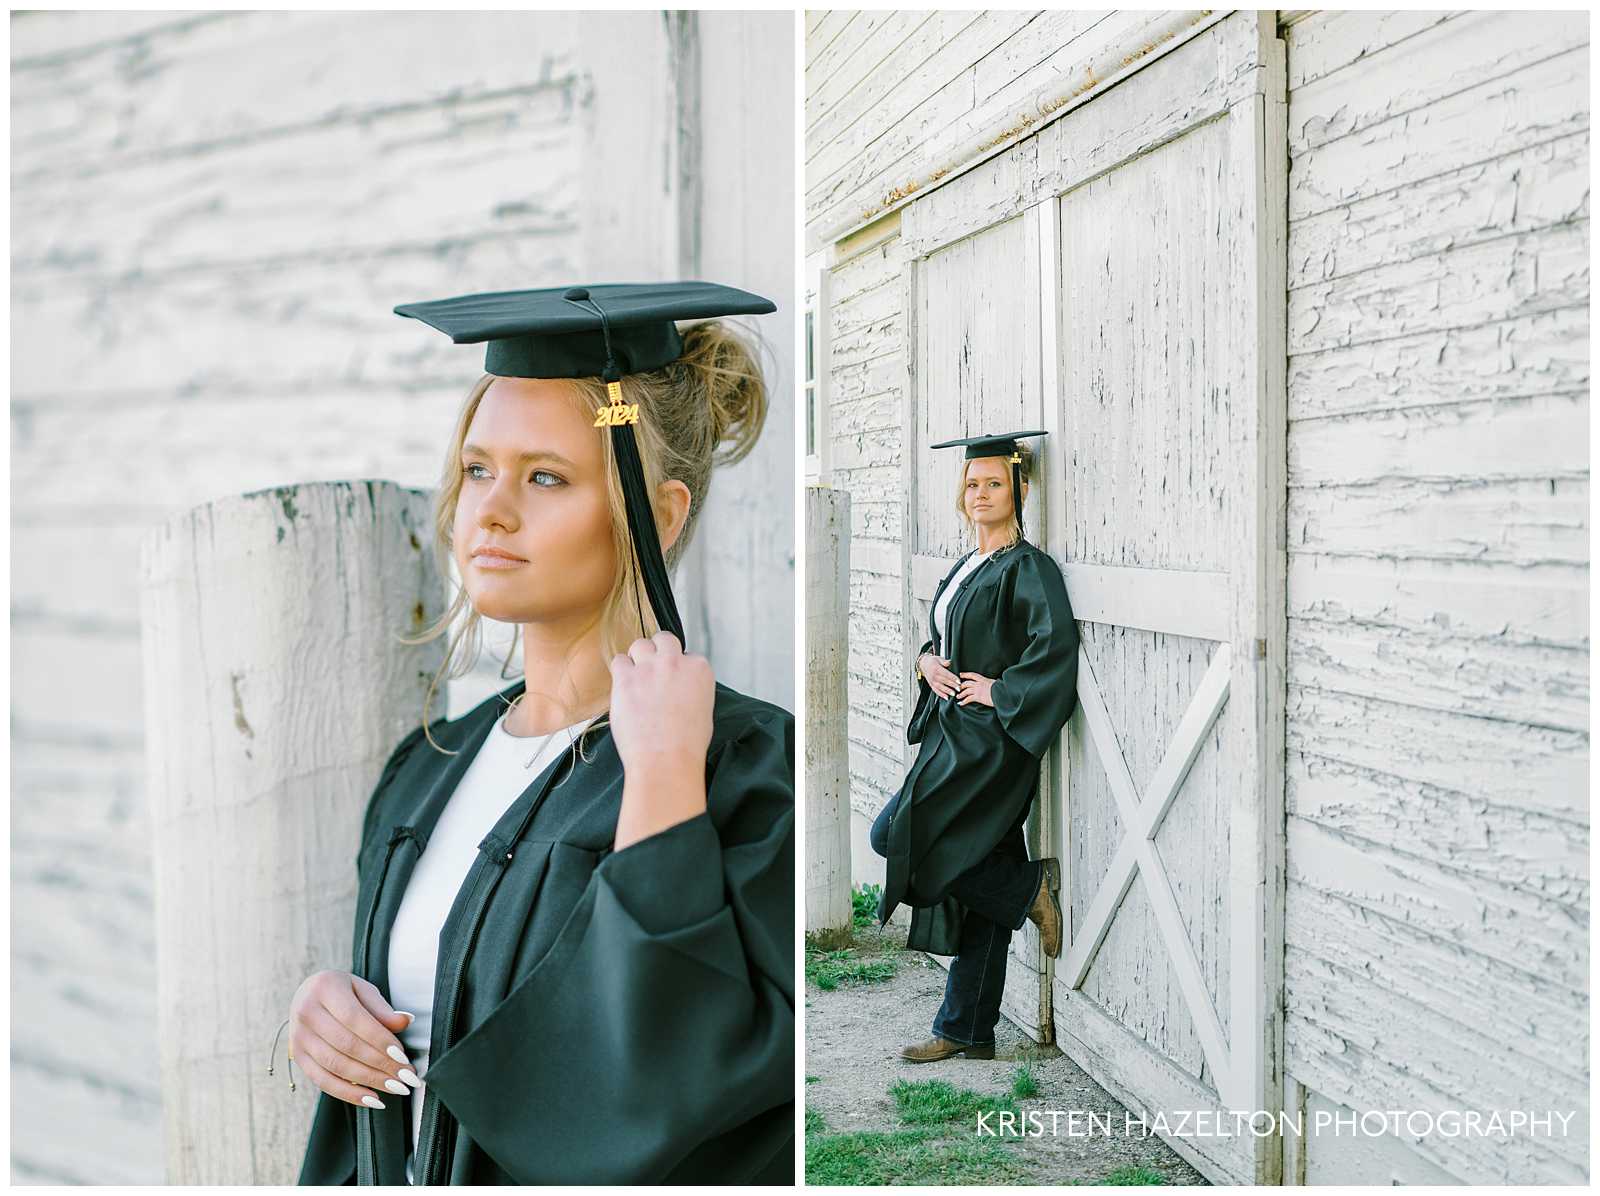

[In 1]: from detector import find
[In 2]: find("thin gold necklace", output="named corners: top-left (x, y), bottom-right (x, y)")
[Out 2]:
top-left (502, 693), bottom-right (604, 769)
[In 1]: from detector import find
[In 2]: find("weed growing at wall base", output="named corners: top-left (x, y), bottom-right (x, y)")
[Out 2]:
top-left (851, 882), bottom-right (882, 928)
top-left (805, 945), bottom-right (896, 990)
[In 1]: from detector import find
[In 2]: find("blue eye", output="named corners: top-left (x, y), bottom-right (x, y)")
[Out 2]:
top-left (461, 463), bottom-right (564, 488)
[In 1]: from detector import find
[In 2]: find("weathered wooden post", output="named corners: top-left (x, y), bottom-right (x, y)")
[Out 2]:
top-left (139, 480), bottom-right (446, 1184)
top-left (805, 485), bottom-right (852, 937)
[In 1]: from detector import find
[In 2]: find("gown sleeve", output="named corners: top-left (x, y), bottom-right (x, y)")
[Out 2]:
top-left (418, 711), bottom-right (795, 1183)
top-left (908, 569), bottom-right (952, 744)
top-left (988, 550), bottom-right (1079, 758)
top-left (907, 634), bottom-right (936, 744)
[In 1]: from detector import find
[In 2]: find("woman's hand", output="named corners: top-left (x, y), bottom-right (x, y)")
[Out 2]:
top-left (919, 651), bottom-right (959, 699)
top-left (609, 630), bottom-right (714, 851)
top-left (956, 672), bottom-right (996, 707)
top-left (287, 970), bottom-right (420, 1109)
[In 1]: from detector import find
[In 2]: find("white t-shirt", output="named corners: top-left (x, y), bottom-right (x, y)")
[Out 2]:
top-left (932, 549), bottom-right (996, 657)
top-left (386, 707), bottom-right (588, 1184)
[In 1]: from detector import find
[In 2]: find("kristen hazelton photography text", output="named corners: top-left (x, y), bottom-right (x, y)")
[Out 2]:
top-left (969, 1109), bottom-right (1586, 1144)
top-left (802, 6), bottom-right (1588, 1190)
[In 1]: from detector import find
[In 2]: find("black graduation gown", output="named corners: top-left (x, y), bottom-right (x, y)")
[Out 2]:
top-left (296, 678), bottom-right (795, 1185)
top-left (877, 540), bottom-right (1079, 956)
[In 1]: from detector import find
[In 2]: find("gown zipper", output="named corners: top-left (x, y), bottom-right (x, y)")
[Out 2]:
top-left (354, 827), bottom-right (419, 1186)
top-left (413, 830), bottom-right (523, 1184)
top-left (413, 746), bottom-right (581, 1184)
top-left (355, 837), bottom-right (400, 1183)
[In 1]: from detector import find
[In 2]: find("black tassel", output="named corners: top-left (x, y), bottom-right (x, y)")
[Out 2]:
top-left (610, 420), bottom-right (686, 647)
top-left (575, 289), bottom-right (686, 650)
top-left (1012, 458), bottom-right (1026, 542)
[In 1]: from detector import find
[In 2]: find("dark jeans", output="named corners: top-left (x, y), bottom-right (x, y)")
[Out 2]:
top-left (870, 789), bottom-right (1042, 1047)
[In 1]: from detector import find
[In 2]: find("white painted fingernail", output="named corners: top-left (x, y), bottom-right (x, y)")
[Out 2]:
top-left (398, 1069), bottom-right (422, 1088)
top-left (387, 1045), bottom-right (409, 1065)
top-left (384, 1078), bottom-right (408, 1095)
top-left (362, 1095), bottom-right (386, 1110)
top-left (395, 1011), bottom-right (415, 1021)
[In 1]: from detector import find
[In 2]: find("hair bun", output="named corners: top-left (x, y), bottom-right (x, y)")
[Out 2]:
top-left (676, 321), bottom-right (767, 467)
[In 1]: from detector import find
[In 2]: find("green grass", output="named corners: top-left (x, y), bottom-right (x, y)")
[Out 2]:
top-left (804, 904), bottom-right (903, 991)
top-left (889, 1078), bottom-right (1018, 1127)
top-left (805, 1126), bottom-right (1026, 1186)
top-left (1086, 1164), bottom-right (1168, 1185)
top-left (851, 882), bottom-right (883, 928)
top-left (1010, 1061), bottom-right (1041, 1099)
top-left (808, 1019), bottom-right (1178, 1187)
top-left (805, 944), bottom-right (897, 991)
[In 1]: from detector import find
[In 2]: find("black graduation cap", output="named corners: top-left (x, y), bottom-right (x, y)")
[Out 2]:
top-left (395, 280), bottom-right (777, 647)
top-left (395, 281), bottom-right (774, 381)
top-left (930, 428), bottom-right (1047, 540)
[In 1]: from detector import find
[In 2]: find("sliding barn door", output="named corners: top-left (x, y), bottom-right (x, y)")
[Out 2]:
top-left (900, 11), bottom-right (1286, 1185)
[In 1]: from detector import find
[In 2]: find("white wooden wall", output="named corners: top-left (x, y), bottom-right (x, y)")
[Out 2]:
top-left (1280, 9), bottom-right (1589, 1185)
top-left (808, 7), bottom-right (1196, 882)
top-left (10, 10), bottom-right (792, 1183)
top-left (811, 6), bottom-right (1590, 1187)
top-left (805, 9), bottom-right (1213, 250)
top-left (821, 222), bottom-right (915, 866)
top-left (674, 14), bottom-right (798, 703)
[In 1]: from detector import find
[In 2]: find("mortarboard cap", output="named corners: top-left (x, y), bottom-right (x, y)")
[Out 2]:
top-left (928, 428), bottom-right (1048, 460)
top-left (395, 281), bottom-right (774, 382)
top-left (394, 280), bottom-right (777, 648)
top-left (930, 428), bottom-right (1047, 540)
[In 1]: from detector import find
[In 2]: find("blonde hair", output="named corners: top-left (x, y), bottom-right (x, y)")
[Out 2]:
top-left (954, 443), bottom-right (1033, 554)
top-left (401, 320), bottom-right (768, 754)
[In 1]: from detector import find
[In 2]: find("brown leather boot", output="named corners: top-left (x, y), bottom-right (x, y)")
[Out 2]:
top-left (1027, 857), bottom-right (1063, 959)
top-left (898, 1035), bottom-right (995, 1063)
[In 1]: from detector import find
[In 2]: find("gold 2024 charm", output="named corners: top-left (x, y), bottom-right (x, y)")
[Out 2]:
top-left (594, 380), bottom-right (639, 427)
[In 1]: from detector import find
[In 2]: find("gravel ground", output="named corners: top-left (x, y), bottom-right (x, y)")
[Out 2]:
top-left (805, 922), bottom-right (1209, 1186)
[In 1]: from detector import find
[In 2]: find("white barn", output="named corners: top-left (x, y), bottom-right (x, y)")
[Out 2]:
top-left (11, 11), bottom-right (793, 1183)
top-left (806, 8), bottom-right (1588, 1185)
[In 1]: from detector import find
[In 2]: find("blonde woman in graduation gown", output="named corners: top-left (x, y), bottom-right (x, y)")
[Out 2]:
top-left (288, 283), bottom-right (794, 1185)
top-left (870, 432), bottom-right (1078, 1062)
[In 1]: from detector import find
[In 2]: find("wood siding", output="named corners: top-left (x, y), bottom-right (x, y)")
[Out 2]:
top-left (805, 10), bottom-right (1213, 247)
top-left (825, 226), bottom-right (913, 825)
top-left (11, 11), bottom-right (792, 1182)
top-left (1282, 9), bottom-right (1589, 1185)
top-left (811, 6), bottom-right (1589, 1186)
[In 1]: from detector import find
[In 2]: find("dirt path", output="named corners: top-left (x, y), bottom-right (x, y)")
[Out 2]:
top-left (805, 922), bottom-right (1208, 1186)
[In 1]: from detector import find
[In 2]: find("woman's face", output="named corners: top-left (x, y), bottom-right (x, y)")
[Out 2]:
top-left (963, 456), bottom-right (1024, 528)
top-left (452, 377), bottom-right (618, 628)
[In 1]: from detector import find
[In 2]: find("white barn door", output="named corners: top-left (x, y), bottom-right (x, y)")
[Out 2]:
top-left (900, 12), bottom-right (1287, 1185)
top-left (902, 211), bottom-right (1054, 1039)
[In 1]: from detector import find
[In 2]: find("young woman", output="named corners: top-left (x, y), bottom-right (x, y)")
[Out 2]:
top-left (870, 430), bottom-right (1078, 1062)
top-left (288, 283), bottom-right (794, 1184)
